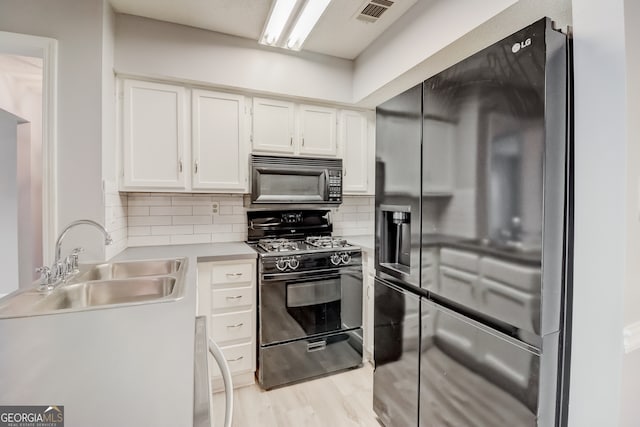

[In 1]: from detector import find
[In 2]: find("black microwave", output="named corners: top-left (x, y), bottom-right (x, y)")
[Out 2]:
top-left (250, 154), bottom-right (343, 205)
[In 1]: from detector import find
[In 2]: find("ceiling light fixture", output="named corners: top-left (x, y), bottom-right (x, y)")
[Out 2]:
top-left (259, 0), bottom-right (331, 51)
top-left (261, 0), bottom-right (297, 46)
top-left (285, 0), bottom-right (331, 51)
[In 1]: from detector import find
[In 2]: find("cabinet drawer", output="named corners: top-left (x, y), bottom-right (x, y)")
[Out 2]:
top-left (210, 341), bottom-right (253, 377)
top-left (210, 311), bottom-right (253, 342)
top-left (211, 262), bottom-right (253, 285)
top-left (212, 286), bottom-right (253, 311)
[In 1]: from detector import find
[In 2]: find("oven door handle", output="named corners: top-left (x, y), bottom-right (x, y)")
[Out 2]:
top-left (261, 266), bottom-right (362, 282)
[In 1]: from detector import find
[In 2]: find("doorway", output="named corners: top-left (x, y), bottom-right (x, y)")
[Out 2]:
top-left (0, 31), bottom-right (57, 294)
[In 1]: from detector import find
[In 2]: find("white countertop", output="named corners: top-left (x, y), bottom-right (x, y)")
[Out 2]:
top-left (113, 241), bottom-right (257, 263)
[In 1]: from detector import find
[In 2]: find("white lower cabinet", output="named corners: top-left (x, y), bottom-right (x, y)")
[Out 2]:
top-left (197, 259), bottom-right (256, 390)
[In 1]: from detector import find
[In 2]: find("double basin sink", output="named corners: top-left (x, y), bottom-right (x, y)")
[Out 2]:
top-left (0, 258), bottom-right (187, 318)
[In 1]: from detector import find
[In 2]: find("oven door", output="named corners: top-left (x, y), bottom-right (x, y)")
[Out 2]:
top-left (252, 167), bottom-right (328, 204)
top-left (259, 266), bottom-right (363, 345)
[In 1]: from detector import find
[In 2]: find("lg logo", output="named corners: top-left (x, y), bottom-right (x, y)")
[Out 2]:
top-left (511, 38), bottom-right (532, 53)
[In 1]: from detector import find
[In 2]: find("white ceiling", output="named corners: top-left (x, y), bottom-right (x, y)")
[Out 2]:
top-left (109, 0), bottom-right (419, 60)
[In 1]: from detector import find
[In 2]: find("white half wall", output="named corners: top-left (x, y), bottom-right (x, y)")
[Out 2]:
top-left (114, 14), bottom-right (354, 105)
top-left (569, 0), bottom-right (627, 426)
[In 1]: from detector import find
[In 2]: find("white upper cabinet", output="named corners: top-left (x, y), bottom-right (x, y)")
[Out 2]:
top-left (252, 97), bottom-right (338, 157)
top-left (339, 110), bottom-right (375, 195)
top-left (298, 104), bottom-right (337, 156)
top-left (252, 97), bottom-right (295, 154)
top-left (122, 79), bottom-right (187, 190)
top-left (192, 89), bottom-right (248, 192)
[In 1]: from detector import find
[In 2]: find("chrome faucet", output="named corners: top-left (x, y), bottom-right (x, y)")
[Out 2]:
top-left (37, 219), bottom-right (112, 291)
top-left (54, 219), bottom-right (112, 265)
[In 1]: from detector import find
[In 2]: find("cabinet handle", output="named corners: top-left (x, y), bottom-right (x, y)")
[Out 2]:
top-left (302, 137), bottom-right (305, 146)
top-left (227, 356), bottom-right (244, 362)
top-left (194, 161), bottom-right (198, 174)
top-left (344, 168), bottom-right (347, 177)
top-left (178, 160), bottom-right (183, 173)
top-left (225, 295), bottom-right (243, 300)
top-left (226, 323), bottom-right (244, 328)
top-left (290, 136), bottom-right (293, 146)
top-left (226, 272), bottom-right (243, 278)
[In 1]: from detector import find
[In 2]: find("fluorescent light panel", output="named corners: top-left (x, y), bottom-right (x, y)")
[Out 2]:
top-left (261, 0), bottom-right (297, 46)
top-left (286, 0), bottom-right (331, 50)
top-left (260, 0), bottom-right (331, 51)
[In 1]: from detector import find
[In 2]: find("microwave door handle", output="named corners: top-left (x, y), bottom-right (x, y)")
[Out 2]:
top-left (250, 220), bottom-right (282, 229)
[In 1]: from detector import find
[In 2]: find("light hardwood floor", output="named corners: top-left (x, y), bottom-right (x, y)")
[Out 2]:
top-left (212, 364), bottom-right (380, 427)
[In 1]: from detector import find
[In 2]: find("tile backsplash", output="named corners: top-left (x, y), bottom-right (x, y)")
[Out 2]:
top-left (104, 181), bottom-right (128, 259)
top-left (331, 196), bottom-right (374, 237)
top-left (126, 194), bottom-right (246, 247)
top-left (120, 193), bottom-right (374, 249)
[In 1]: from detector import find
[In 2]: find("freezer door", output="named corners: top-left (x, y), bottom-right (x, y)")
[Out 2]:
top-left (373, 278), bottom-right (420, 427)
top-left (419, 299), bottom-right (557, 427)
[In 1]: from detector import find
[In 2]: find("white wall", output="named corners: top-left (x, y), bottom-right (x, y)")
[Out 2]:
top-left (569, 0), bottom-right (627, 425)
top-left (0, 110), bottom-right (22, 295)
top-left (114, 14), bottom-right (354, 105)
top-left (0, 0), bottom-right (109, 262)
top-left (355, 0), bottom-right (572, 107)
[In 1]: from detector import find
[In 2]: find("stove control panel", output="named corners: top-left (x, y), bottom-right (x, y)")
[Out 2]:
top-left (275, 256), bottom-right (302, 272)
top-left (260, 250), bottom-right (361, 275)
top-left (331, 252), bottom-right (352, 265)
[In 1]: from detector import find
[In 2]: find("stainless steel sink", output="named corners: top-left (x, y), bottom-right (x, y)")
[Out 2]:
top-left (0, 257), bottom-right (187, 318)
top-left (33, 277), bottom-right (176, 311)
top-left (77, 259), bottom-right (182, 281)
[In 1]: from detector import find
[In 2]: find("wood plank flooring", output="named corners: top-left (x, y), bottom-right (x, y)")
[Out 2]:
top-left (212, 364), bottom-right (380, 427)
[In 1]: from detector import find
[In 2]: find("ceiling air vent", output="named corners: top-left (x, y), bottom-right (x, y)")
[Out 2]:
top-left (356, 0), bottom-right (394, 23)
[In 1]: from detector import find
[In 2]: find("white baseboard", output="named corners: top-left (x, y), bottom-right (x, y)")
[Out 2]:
top-left (623, 321), bottom-right (640, 354)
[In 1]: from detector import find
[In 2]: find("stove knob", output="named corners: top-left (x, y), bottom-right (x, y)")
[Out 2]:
top-left (330, 253), bottom-right (342, 265)
top-left (276, 258), bottom-right (288, 271)
top-left (289, 257), bottom-right (300, 270)
top-left (340, 252), bottom-right (351, 265)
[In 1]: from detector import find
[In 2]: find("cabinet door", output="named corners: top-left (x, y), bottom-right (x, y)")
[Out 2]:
top-left (252, 97), bottom-right (295, 154)
top-left (192, 90), bottom-right (248, 192)
top-left (340, 110), bottom-right (369, 193)
top-left (122, 79), bottom-right (187, 190)
top-left (298, 104), bottom-right (337, 156)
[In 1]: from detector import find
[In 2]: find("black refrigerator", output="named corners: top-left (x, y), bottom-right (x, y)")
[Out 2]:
top-left (373, 18), bottom-right (571, 427)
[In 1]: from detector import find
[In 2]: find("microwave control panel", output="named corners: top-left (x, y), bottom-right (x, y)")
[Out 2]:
top-left (328, 170), bottom-right (342, 202)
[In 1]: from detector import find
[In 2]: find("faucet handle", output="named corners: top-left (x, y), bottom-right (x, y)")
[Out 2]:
top-left (35, 266), bottom-right (52, 290)
top-left (69, 247), bottom-right (84, 272)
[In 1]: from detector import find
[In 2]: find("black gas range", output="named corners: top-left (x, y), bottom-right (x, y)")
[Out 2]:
top-left (247, 210), bottom-right (363, 390)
